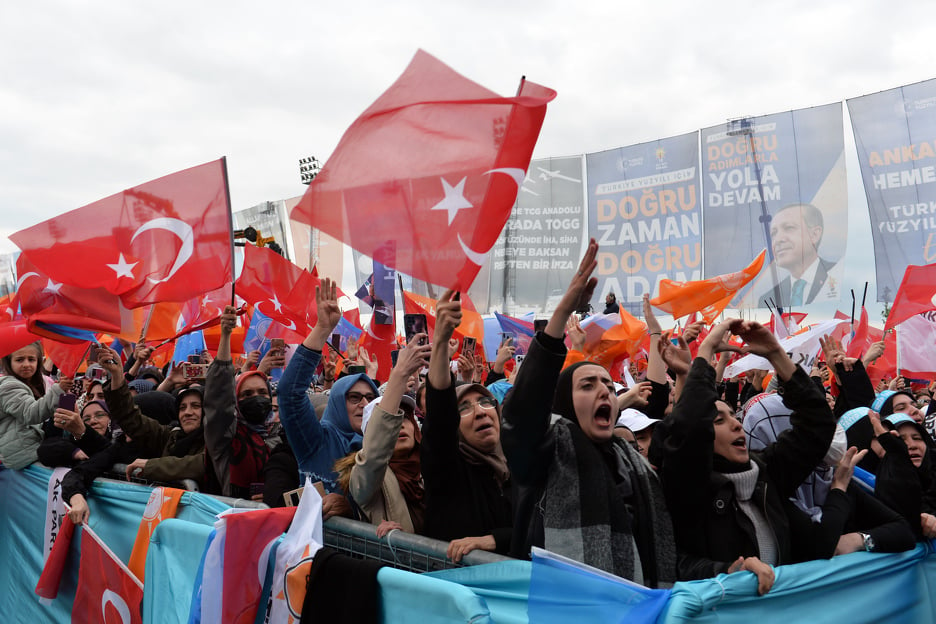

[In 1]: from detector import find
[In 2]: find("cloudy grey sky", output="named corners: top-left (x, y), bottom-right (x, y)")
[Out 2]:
top-left (3, 0), bottom-right (934, 320)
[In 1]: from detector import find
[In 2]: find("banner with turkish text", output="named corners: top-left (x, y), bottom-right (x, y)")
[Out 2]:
top-left (487, 155), bottom-right (585, 315)
top-left (848, 78), bottom-right (936, 302)
top-left (587, 131), bottom-right (702, 314)
top-left (701, 104), bottom-right (847, 309)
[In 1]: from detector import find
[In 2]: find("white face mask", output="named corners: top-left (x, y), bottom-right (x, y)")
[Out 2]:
top-left (821, 425), bottom-right (848, 468)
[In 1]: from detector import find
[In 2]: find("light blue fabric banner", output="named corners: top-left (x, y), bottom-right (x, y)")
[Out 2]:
top-left (0, 464), bottom-right (227, 624)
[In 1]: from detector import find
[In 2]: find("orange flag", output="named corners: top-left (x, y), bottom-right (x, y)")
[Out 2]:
top-left (128, 486), bottom-right (184, 581)
top-left (402, 290), bottom-right (483, 342)
top-left (651, 250), bottom-right (766, 320)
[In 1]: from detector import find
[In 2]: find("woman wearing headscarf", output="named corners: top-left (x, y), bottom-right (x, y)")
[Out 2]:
top-left (424, 291), bottom-right (513, 562)
top-left (278, 278), bottom-right (379, 517)
top-left (501, 240), bottom-right (676, 586)
top-left (204, 306), bottom-right (274, 499)
top-left (96, 348), bottom-right (209, 485)
top-left (59, 400), bottom-right (141, 524)
top-left (867, 410), bottom-right (936, 540)
top-left (742, 394), bottom-right (914, 560)
top-left (335, 336), bottom-right (430, 534)
top-left (0, 342), bottom-right (73, 469)
top-left (38, 398), bottom-right (114, 467)
top-left (661, 319), bottom-right (835, 595)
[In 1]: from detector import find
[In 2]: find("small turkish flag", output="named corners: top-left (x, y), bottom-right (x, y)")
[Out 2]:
top-left (291, 50), bottom-right (555, 291)
top-left (72, 525), bottom-right (143, 624)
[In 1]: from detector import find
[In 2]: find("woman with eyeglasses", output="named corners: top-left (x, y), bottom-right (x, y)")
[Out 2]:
top-left (37, 399), bottom-right (115, 467)
top-left (423, 290), bottom-right (513, 563)
top-left (278, 278), bottom-right (380, 518)
top-left (56, 400), bottom-right (142, 525)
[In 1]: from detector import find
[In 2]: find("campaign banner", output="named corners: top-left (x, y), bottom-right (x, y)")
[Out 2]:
top-left (485, 156), bottom-right (585, 315)
top-left (701, 103), bottom-right (847, 309)
top-left (847, 79), bottom-right (936, 302)
top-left (587, 132), bottom-right (701, 314)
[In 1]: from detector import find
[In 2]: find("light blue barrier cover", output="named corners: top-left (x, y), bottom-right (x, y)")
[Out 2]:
top-left (662, 544), bottom-right (936, 624)
top-left (0, 464), bottom-right (227, 624)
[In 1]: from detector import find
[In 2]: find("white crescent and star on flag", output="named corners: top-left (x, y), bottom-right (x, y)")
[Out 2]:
top-left (429, 167), bottom-right (525, 266)
top-left (105, 217), bottom-right (196, 283)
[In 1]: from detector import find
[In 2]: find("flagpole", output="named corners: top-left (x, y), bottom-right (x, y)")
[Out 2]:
top-left (139, 304), bottom-right (155, 344)
top-left (221, 156), bottom-right (236, 306)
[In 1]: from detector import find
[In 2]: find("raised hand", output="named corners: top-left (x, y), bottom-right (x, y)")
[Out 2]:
top-left (566, 315), bottom-right (587, 352)
top-left (545, 239), bottom-right (598, 339)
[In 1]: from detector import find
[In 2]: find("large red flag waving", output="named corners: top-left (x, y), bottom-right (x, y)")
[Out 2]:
top-left (11, 159), bottom-right (233, 308)
top-left (290, 50), bottom-right (555, 291)
top-left (884, 263), bottom-right (936, 330)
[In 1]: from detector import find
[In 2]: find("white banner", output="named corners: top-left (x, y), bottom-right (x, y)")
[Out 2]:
top-left (724, 319), bottom-right (846, 378)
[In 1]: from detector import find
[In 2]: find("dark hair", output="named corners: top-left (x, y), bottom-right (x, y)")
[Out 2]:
top-left (1, 341), bottom-right (46, 398)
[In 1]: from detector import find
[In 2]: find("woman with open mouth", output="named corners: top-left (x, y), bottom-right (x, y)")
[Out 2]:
top-left (661, 318), bottom-right (836, 595)
top-left (500, 239), bottom-right (677, 587)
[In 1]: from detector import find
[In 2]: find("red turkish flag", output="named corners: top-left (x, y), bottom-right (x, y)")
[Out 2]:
top-left (11, 159), bottom-right (233, 308)
top-left (222, 507), bottom-right (296, 624)
top-left (885, 263), bottom-right (936, 330)
top-left (0, 320), bottom-right (43, 358)
top-left (42, 339), bottom-right (93, 378)
top-left (358, 316), bottom-right (396, 381)
top-left (846, 307), bottom-right (870, 358)
top-left (72, 525), bottom-right (143, 624)
top-left (290, 50), bottom-right (555, 291)
top-left (14, 254), bottom-right (124, 338)
top-left (236, 243), bottom-right (319, 334)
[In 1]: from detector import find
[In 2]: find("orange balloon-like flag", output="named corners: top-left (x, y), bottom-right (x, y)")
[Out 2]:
top-left (651, 250), bottom-right (767, 321)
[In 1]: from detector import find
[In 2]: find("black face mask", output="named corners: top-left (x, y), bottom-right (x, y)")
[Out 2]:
top-left (238, 395), bottom-right (272, 425)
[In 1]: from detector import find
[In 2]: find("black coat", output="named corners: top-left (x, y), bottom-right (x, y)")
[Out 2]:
top-left (422, 381), bottom-right (513, 553)
top-left (662, 358), bottom-right (835, 580)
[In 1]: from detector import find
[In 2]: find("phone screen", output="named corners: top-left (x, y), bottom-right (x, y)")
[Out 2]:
top-left (58, 393), bottom-right (77, 411)
top-left (533, 319), bottom-right (547, 333)
top-left (404, 314), bottom-right (428, 345)
top-left (462, 337), bottom-right (476, 354)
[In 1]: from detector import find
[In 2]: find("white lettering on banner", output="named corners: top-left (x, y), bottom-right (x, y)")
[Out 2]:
top-left (878, 217), bottom-right (936, 233)
top-left (872, 166), bottom-right (936, 189)
top-left (887, 202), bottom-right (936, 218)
top-left (708, 186), bottom-right (781, 207)
top-left (594, 167), bottom-right (696, 195)
top-left (708, 165), bottom-right (780, 191)
top-left (43, 467), bottom-right (70, 563)
top-left (596, 214), bottom-right (700, 246)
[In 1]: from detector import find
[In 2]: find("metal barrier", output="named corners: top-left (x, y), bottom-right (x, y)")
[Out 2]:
top-left (83, 464), bottom-right (511, 572)
top-left (323, 515), bottom-right (511, 573)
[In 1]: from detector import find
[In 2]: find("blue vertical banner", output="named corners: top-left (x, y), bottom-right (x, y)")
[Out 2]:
top-left (701, 103), bottom-right (847, 309)
top-left (586, 132), bottom-right (701, 314)
top-left (847, 78), bottom-right (936, 303)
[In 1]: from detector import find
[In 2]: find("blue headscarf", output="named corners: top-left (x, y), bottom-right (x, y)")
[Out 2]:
top-left (322, 373), bottom-right (378, 451)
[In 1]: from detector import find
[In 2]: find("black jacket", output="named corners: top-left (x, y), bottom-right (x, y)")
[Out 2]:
top-left (61, 434), bottom-right (140, 503)
top-left (787, 482), bottom-right (914, 561)
top-left (262, 438), bottom-right (300, 508)
top-left (662, 357), bottom-right (835, 580)
top-left (37, 419), bottom-right (112, 467)
top-left (422, 380), bottom-right (513, 552)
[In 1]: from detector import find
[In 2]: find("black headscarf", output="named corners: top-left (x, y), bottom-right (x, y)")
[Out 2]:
top-left (552, 361), bottom-right (598, 427)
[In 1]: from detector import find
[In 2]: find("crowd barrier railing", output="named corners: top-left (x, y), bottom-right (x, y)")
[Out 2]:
top-left (7, 462), bottom-right (936, 624)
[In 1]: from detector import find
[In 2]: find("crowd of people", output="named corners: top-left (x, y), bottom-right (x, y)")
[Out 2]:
top-left (1, 238), bottom-right (934, 595)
